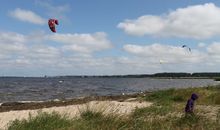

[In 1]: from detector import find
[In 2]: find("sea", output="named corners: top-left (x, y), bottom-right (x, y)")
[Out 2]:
top-left (0, 77), bottom-right (219, 103)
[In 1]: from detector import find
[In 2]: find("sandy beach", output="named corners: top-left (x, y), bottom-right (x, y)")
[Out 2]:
top-left (0, 99), bottom-right (152, 130)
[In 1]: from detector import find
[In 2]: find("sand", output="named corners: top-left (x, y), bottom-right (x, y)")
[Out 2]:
top-left (0, 100), bottom-right (152, 130)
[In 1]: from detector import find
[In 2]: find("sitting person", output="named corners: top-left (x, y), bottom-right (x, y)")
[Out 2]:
top-left (185, 93), bottom-right (198, 114)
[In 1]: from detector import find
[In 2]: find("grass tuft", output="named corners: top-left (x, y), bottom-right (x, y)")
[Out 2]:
top-left (7, 111), bottom-right (73, 130)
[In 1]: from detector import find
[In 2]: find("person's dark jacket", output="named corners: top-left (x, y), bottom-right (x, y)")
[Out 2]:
top-left (185, 93), bottom-right (198, 113)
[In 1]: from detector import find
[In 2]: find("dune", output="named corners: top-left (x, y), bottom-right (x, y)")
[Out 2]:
top-left (0, 99), bottom-right (152, 130)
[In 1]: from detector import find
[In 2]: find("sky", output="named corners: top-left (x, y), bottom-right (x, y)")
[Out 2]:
top-left (1, 0), bottom-right (220, 76)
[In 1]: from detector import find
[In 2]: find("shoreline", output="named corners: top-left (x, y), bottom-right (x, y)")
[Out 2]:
top-left (0, 93), bottom-right (147, 113)
top-left (1, 86), bottom-right (220, 130)
top-left (1, 83), bottom-right (220, 113)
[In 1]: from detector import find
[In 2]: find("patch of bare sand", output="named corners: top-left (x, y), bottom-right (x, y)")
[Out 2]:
top-left (0, 99), bottom-right (152, 130)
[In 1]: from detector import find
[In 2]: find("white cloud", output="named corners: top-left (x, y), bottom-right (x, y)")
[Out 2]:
top-left (0, 31), bottom-right (114, 71)
top-left (0, 32), bottom-right (26, 43)
top-left (206, 42), bottom-right (220, 64)
top-left (0, 32), bottom-right (27, 55)
top-left (2, 30), bottom-right (220, 75)
top-left (121, 42), bottom-right (220, 72)
top-left (28, 45), bottom-right (61, 59)
top-left (9, 8), bottom-right (46, 25)
top-left (48, 32), bottom-right (112, 53)
top-left (118, 15), bottom-right (164, 36)
top-left (118, 3), bottom-right (220, 39)
top-left (123, 43), bottom-right (205, 64)
top-left (0, 42), bottom-right (27, 53)
top-left (207, 42), bottom-right (220, 55)
top-left (124, 44), bottom-right (186, 57)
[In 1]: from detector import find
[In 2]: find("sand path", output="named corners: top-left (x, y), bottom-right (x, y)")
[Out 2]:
top-left (0, 100), bottom-right (152, 130)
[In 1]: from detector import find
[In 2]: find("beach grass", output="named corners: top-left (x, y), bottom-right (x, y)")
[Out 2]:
top-left (145, 85), bottom-right (220, 105)
top-left (7, 111), bottom-right (73, 130)
top-left (7, 85), bottom-right (220, 130)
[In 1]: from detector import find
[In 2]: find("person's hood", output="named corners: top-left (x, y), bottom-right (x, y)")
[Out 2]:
top-left (191, 93), bottom-right (198, 100)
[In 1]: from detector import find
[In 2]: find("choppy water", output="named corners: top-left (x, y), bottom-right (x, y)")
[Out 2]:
top-left (0, 77), bottom-right (219, 102)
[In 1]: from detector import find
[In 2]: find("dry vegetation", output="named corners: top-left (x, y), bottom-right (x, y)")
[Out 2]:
top-left (4, 85), bottom-right (220, 130)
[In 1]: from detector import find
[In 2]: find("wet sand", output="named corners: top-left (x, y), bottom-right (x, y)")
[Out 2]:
top-left (0, 94), bottom-right (147, 112)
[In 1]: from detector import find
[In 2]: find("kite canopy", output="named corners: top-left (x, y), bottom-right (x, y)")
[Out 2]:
top-left (182, 45), bottom-right (187, 48)
top-left (48, 19), bottom-right (59, 33)
top-left (182, 45), bottom-right (191, 52)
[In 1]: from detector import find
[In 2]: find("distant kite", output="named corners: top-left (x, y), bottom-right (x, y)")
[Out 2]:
top-left (182, 45), bottom-right (191, 52)
top-left (48, 19), bottom-right (59, 33)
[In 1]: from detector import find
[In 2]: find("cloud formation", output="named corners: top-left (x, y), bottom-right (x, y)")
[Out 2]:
top-left (0, 31), bottom-right (113, 69)
top-left (123, 43), bottom-right (205, 64)
top-left (9, 8), bottom-right (46, 25)
top-left (207, 42), bottom-right (220, 55)
top-left (1, 29), bottom-right (220, 75)
top-left (1, 30), bottom-right (220, 75)
top-left (48, 32), bottom-right (112, 53)
top-left (0, 32), bottom-right (27, 55)
top-left (118, 3), bottom-right (220, 39)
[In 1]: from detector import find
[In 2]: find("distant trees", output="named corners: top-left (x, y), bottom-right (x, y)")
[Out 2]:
top-left (152, 72), bottom-right (220, 78)
top-left (153, 73), bottom-right (191, 77)
top-left (44, 72), bottom-right (220, 78)
top-left (191, 73), bottom-right (220, 77)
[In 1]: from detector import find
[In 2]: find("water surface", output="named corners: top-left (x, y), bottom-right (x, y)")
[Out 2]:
top-left (0, 77), bottom-right (218, 102)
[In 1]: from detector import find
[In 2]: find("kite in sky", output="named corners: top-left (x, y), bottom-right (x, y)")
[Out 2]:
top-left (182, 45), bottom-right (191, 52)
top-left (48, 19), bottom-right (59, 33)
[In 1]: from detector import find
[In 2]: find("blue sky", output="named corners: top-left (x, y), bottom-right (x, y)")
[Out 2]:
top-left (1, 0), bottom-right (220, 76)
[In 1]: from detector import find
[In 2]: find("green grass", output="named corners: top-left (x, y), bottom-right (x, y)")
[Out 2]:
top-left (7, 85), bottom-right (220, 130)
top-left (132, 105), bottom-right (173, 118)
top-left (7, 111), bottom-right (73, 130)
top-left (145, 85), bottom-right (220, 105)
top-left (69, 110), bottom-right (128, 130)
top-left (7, 106), bottom-right (220, 130)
